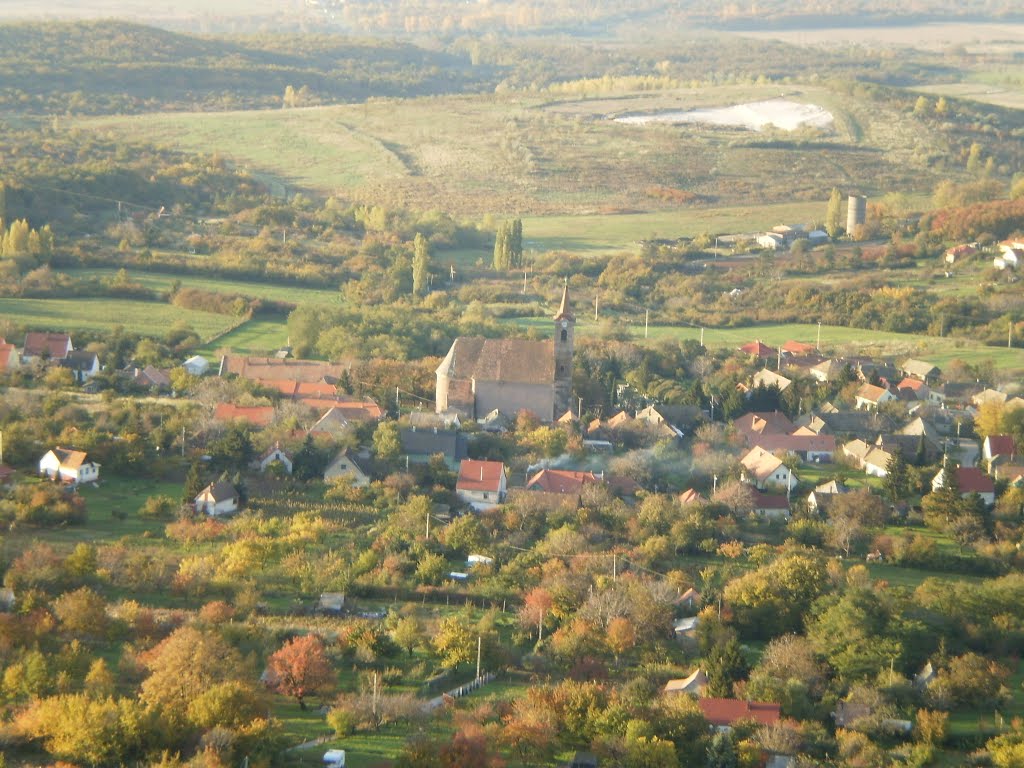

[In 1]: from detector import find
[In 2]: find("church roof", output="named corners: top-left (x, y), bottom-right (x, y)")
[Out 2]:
top-left (436, 337), bottom-right (554, 385)
top-left (553, 281), bottom-right (574, 321)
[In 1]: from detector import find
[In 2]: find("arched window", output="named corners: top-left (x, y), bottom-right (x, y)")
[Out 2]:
top-left (560, 329), bottom-right (568, 342)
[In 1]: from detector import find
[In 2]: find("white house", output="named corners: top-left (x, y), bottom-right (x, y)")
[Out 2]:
top-left (855, 383), bottom-right (896, 411)
top-left (59, 351), bottom-right (101, 383)
top-left (194, 480), bottom-right (241, 517)
top-left (740, 446), bottom-right (799, 491)
top-left (456, 459), bottom-right (507, 510)
top-left (182, 355), bottom-right (210, 376)
top-left (257, 442), bottom-right (293, 474)
top-left (324, 448), bottom-right (373, 487)
top-left (931, 466), bottom-right (995, 506)
top-left (757, 233), bottom-right (785, 250)
top-left (39, 447), bottom-right (100, 485)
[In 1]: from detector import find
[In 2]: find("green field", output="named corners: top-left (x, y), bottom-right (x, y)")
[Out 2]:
top-left (0, 297), bottom-right (237, 339)
top-left (198, 316), bottom-right (290, 356)
top-left (65, 268), bottom-right (347, 306)
top-left (506, 317), bottom-right (1024, 371)
top-left (77, 83), bottom-right (948, 218)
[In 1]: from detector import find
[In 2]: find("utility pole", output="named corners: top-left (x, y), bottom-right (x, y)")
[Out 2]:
top-left (644, 309), bottom-right (649, 339)
top-left (700, 327), bottom-right (704, 347)
top-left (594, 295), bottom-right (599, 321)
top-left (476, 634), bottom-right (482, 680)
top-left (578, 396), bottom-right (583, 419)
top-left (612, 552), bottom-right (617, 580)
top-left (396, 386), bottom-right (400, 414)
top-left (523, 267), bottom-right (528, 294)
top-left (425, 509), bottom-right (430, 539)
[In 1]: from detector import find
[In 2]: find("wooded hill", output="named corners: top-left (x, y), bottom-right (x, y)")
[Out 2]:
top-left (0, 21), bottom-right (498, 114)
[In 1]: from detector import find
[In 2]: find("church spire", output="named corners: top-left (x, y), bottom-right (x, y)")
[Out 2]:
top-left (553, 277), bottom-right (574, 321)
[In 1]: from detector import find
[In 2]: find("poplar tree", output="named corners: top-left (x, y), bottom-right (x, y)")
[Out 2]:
top-left (493, 221), bottom-right (510, 271)
top-left (412, 232), bottom-right (430, 297)
top-left (826, 187), bottom-right (843, 238)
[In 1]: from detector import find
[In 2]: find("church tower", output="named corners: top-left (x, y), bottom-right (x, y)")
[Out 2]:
top-left (552, 279), bottom-right (575, 419)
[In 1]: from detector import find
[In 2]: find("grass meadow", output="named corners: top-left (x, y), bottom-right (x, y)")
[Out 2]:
top-left (77, 82), bottom-right (948, 218)
top-left (0, 297), bottom-right (237, 339)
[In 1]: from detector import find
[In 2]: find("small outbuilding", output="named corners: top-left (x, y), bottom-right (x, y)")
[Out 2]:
top-left (194, 480), bottom-right (241, 517)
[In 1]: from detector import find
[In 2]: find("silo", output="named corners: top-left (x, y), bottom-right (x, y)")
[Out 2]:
top-left (847, 195), bottom-right (867, 235)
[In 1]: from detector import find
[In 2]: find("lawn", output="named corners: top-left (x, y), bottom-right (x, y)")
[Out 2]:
top-left (198, 316), bottom-right (290, 356)
top-left (0, 297), bottom-right (237, 340)
top-left (5, 476), bottom-right (181, 553)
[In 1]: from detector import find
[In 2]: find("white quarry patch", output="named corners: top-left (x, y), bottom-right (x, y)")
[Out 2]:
top-left (614, 98), bottom-right (834, 132)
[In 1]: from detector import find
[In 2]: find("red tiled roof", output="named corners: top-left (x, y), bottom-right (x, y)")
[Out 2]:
top-left (896, 377), bottom-right (926, 391)
top-left (857, 383), bottom-right (891, 403)
top-left (782, 340), bottom-right (816, 355)
top-left (0, 342), bottom-right (17, 371)
top-left (987, 435), bottom-right (1017, 457)
top-left (957, 466), bottom-right (995, 495)
top-left (526, 468), bottom-right (601, 494)
top-left (299, 399), bottom-right (384, 420)
top-left (213, 404), bottom-right (275, 427)
top-left (751, 433), bottom-right (835, 455)
top-left (24, 332), bottom-right (72, 359)
top-left (733, 412), bottom-right (795, 442)
top-left (260, 379), bottom-right (339, 399)
top-left (457, 460), bottom-right (505, 493)
top-left (739, 341), bottom-right (776, 358)
top-left (752, 489), bottom-right (789, 510)
top-left (698, 698), bottom-right (781, 727)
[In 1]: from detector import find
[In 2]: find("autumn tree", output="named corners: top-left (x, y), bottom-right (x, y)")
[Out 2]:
top-left (605, 616), bottom-right (636, 663)
top-left (519, 587), bottom-right (555, 643)
top-left (267, 634), bottom-right (334, 710)
top-left (412, 232), bottom-right (430, 297)
top-left (433, 614), bottom-right (474, 670)
top-left (392, 616), bottom-right (422, 657)
top-left (826, 187), bottom-right (843, 238)
top-left (16, 694), bottom-right (148, 765)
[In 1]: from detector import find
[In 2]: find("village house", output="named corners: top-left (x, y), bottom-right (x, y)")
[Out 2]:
top-left (855, 383), bottom-right (897, 411)
top-left (455, 459), bottom-right (507, 510)
top-left (944, 243), bottom-right (977, 264)
top-left (0, 338), bottom-right (20, 373)
top-left (842, 439), bottom-right (893, 478)
top-left (931, 466), bottom-right (996, 506)
top-left (663, 669), bottom-right (708, 696)
top-left (39, 447), bottom-right (100, 485)
top-left (324, 448), bottom-right (375, 487)
top-left (59, 351), bottom-right (100, 383)
top-left (526, 468), bottom-right (603, 494)
top-left (738, 340), bottom-right (777, 360)
top-left (807, 479), bottom-right (850, 513)
top-left (740, 446), bottom-right (799, 491)
top-left (128, 365), bottom-right (172, 391)
top-left (399, 427), bottom-right (468, 465)
top-left (751, 368), bottom-right (792, 393)
top-left (698, 698), bottom-right (781, 731)
top-left (751, 489), bottom-right (790, 520)
top-left (901, 359), bottom-right (941, 384)
top-left (809, 359), bottom-right (850, 384)
top-left (256, 442), bottom-right (293, 474)
top-left (733, 411), bottom-right (795, 444)
top-left (983, 435), bottom-right (1017, 469)
top-left (213, 404), bottom-right (276, 428)
top-left (194, 480), bottom-right (241, 517)
top-left (679, 488), bottom-right (706, 506)
top-left (435, 284), bottom-right (574, 422)
top-left (23, 332), bottom-right (72, 363)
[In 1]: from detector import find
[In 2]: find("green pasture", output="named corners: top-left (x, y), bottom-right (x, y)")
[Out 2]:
top-left (64, 267), bottom-right (346, 306)
top-left (5, 476), bottom-right (181, 553)
top-left (77, 82), bottom-right (947, 217)
top-left (0, 296), bottom-right (236, 339)
top-left (198, 316), bottom-right (290, 356)
top-left (505, 317), bottom-right (1024, 372)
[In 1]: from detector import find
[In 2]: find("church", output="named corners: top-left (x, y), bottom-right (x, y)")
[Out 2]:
top-left (435, 283), bottom-right (574, 422)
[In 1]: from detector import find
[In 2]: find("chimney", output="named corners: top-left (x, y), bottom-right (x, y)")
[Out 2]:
top-left (480, 465), bottom-right (484, 481)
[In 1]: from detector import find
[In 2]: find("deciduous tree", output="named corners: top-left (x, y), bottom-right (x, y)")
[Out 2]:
top-left (266, 634), bottom-right (335, 710)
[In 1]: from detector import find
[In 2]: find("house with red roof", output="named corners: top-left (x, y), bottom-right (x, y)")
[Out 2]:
top-left (896, 377), bottom-right (929, 401)
top-left (781, 340), bottom-right (816, 356)
top-left (733, 412), bottom-right (795, 445)
top-left (698, 698), bottom-right (781, 730)
top-left (213, 404), bottom-right (276, 428)
top-left (751, 489), bottom-right (791, 521)
top-left (456, 460), bottom-right (507, 510)
top-left (739, 340), bottom-right (777, 360)
top-left (931, 466), bottom-right (996, 506)
top-left (855, 383), bottom-right (896, 411)
top-left (0, 338), bottom-right (20, 373)
top-left (983, 435), bottom-right (1017, 469)
top-left (526, 468), bottom-right (602, 495)
top-left (23, 332), bottom-right (72, 363)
